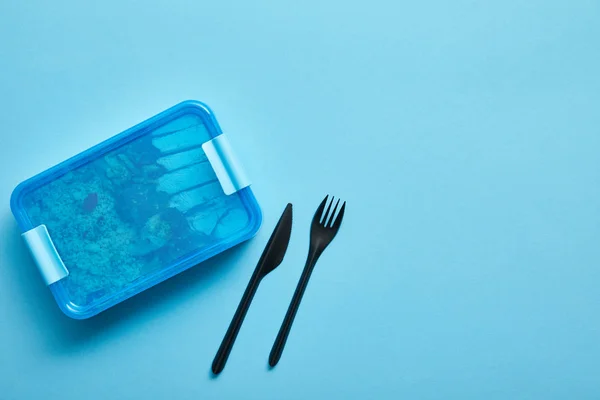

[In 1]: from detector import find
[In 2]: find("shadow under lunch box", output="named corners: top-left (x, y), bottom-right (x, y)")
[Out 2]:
top-left (10, 101), bottom-right (262, 319)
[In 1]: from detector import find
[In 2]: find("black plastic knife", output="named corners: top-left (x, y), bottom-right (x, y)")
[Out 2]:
top-left (212, 203), bottom-right (293, 375)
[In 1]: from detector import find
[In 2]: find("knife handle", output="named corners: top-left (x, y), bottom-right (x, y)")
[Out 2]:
top-left (212, 271), bottom-right (261, 375)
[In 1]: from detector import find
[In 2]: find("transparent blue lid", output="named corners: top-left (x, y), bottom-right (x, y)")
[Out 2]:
top-left (11, 101), bottom-right (262, 319)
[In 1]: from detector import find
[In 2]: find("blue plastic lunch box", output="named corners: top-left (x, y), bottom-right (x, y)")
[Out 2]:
top-left (10, 101), bottom-right (262, 319)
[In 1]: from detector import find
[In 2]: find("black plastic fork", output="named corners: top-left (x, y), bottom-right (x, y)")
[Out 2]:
top-left (269, 195), bottom-right (346, 367)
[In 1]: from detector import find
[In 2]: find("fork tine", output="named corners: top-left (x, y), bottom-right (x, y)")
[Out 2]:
top-left (332, 201), bottom-right (346, 231)
top-left (312, 195), bottom-right (329, 224)
top-left (326, 198), bottom-right (341, 227)
top-left (321, 196), bottom-right (335, 225)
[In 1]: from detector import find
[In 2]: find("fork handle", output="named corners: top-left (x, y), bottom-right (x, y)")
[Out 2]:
top-left (269, 249), bottom-right (321, 367)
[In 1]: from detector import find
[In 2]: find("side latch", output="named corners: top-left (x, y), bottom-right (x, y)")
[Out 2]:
top-left (202, 134), bottom-right (251, 195)
top-left (21, 225), bottom-right (69, 285)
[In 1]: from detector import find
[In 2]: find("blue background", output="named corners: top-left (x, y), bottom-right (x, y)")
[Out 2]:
top-left (1, 0), bottom-right (599, 398)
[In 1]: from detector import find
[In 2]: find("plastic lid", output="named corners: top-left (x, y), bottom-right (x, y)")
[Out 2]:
top-left (10, 101), bottom-right (262, 319)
